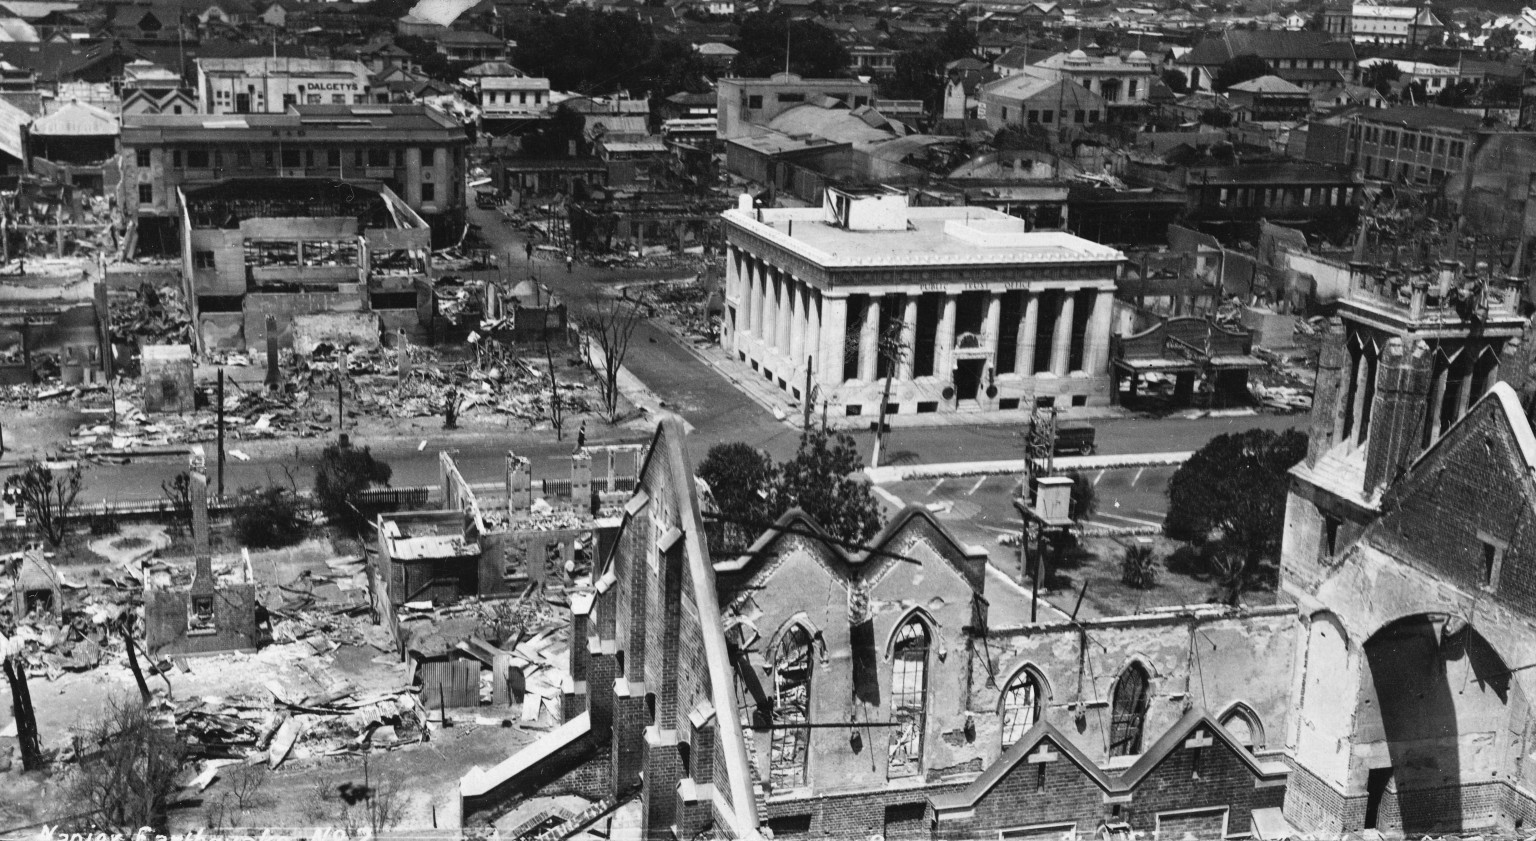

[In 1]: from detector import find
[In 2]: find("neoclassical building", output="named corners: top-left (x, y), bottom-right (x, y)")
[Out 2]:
top-left (720, 188), bottom-right (1126, 419)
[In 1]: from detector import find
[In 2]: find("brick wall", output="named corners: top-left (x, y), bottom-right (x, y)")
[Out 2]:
top-left (762, 783), bottom-right (966, 840)
top-left (1371, 400), bottom-right (1536, 612)
top-left (144, 584), bottom-right (259, 657)
top-left (1121, 734), bottom-right (1284, 834)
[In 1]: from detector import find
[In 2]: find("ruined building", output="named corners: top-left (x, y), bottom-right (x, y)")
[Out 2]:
top-left (1282, 261), bottom-right (1536, 834)
top-left (178, 178), bottom-right (430, 351)
top-left (457, 418), bottom-right (1298, 839)
top-left (122, 103), bottom-right (468, 248)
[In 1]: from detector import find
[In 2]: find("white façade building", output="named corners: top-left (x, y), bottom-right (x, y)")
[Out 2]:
top-left (720, 188), bottom-right (1125, 419)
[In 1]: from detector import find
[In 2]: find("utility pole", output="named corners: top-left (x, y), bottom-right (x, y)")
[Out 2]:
top-left (803, 357), bottom-right (814, 430)
top-left (870, 314), bottom-right (912, 469)
top-left (337, 350), bottom-right (347, 431)
top-left (216, 368), bottom-right (225, 500)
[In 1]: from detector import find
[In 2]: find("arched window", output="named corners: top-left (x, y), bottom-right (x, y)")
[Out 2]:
top-left (1109, 663), bottom-right (1150, 757)
top-left (769, 624), bottom-right (813, 788)
top-left (1000, 669), bottom-right (1043, 748)
top-left (1218, 705), bottom-right (1263, 754)
top-left (888, 618), bottom-right (930, 778)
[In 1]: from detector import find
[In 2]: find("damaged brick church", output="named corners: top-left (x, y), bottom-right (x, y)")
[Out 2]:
top-left (457, 257), bottom-right (1536, 840)
top-left (457, 418), bottom-right (1295, 839)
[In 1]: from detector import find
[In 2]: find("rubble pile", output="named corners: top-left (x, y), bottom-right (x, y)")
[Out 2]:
top-left (109, 282), bottom-right (194, 347)
top-left (63, 342), bottom-right (596, 453)
top-left (177, 685), bottom-right (430, 764)
top-left (648, 279), bottom-right (716, 341)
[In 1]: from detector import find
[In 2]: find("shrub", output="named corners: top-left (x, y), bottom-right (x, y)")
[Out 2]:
top-left (1120, 541), bottom-right (1158, 589)
top-left (231, 485), bottom-right (307, 548)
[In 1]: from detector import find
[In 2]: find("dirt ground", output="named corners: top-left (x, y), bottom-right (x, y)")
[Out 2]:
top-left (1040, 535), bottom-right (1279, 620)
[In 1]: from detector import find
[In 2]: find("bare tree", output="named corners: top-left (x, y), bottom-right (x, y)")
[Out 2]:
top-left (68, 694), bottom-right (185, 836)
top-left (207, 764), bottom-right (269, 829)
top-left (305, 755), bottom-right (407, 838)
top-left (12, 460), bottom-right (84, 546)
top-left (160, 471), bottom-right (192, 534)
top-left (578, 295), bottom-right (646, 422)
top-left (544, 330), bottom-right (566, 441)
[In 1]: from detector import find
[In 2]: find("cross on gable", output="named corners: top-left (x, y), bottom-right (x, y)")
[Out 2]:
top-left (1184, 730), bottom-right (1214, 750)
top-left (1027, 743), bottom-right (1059, 764)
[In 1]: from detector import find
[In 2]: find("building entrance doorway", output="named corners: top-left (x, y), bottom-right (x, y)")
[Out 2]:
top-left (955, 360), bottom-right (984, 401)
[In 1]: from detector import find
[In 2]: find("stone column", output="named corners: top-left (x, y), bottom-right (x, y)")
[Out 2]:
top-left (820, 296), bottom-right (846, 388)
top-left (761, 266), bottom-right (777, 357)
top-left (777, 269), bottom-right (794, 360)
top-left (789, 280), bottom-right (806, 369)
top-left (983, 292), bottom-right (1002, 368)
top-left (751, 259), bottom-right (766, 341)
top-left (898, 294), bottom-right (918, 379)
top-left (805, 290), bottom-right (821, 382)
top-left (1050, 290), bottom-right (1075, 376)
top-left (858, 296), bottom-right (880, 382)
top-left (1016, 292), bottom-right (1039, 376)
top-left (1084, 288), bottom-right (1115, 375)
top-left (404, 146), bottom-right (423, 206)
top-left (936, 293), bottom-right (957, 381)
top-left (725, 245), bottom-right (742, 351)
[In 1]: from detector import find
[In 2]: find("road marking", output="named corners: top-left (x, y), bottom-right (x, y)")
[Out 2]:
top-left (1093, 469), bottom-right (1105, 486)
top-left (928, 478), bottom-right (946, 495)
top-left (1095, 511), bottom-right (1164, 528)
top-left (873, 487), bottom-right (905, 509)
top-left (967, 476), bottom-right (988, 495)
top-left (1131, 467), bottom-right (1144, 486)
top-left (1134, 509), bottom-right (1167, 520)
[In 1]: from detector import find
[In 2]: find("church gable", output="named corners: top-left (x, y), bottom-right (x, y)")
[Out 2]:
top-left (1367, 387), bottom-right (1536, 611)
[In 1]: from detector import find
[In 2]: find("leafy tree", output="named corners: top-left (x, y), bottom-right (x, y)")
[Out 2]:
top-left (734, 11), bottom-right (850, 79)
top-left (10, 460), bottom-right (83, 546)
top-left (1212, 53), bottom-right (1270, 92)
top-left (1165, 428), bottom-right (1307, 568)
top-left (515, 9), bottom-right (655, 93)
top-left (1161, 67), bottom-right (1189, 94)
top-left (883, 45), bottom-right (947, 104)
top-left (937, 17), bottom-right (978, 60)
top-left (313, 437), bottom-right (393, 532)
top-left (1436, 79), bottom-right (1476, 108)
top-left (1485, 25), bottom-right (1516, 57)
top-left (772, 427), bottom-right (883, 545)
top-left (68, 696), bottom-right (185, 836)
top-left (699, 443), bottom-right (778, 551)
top-left (1362, 60), bottom-right (1402, 96)
top-left (232, 485), bottom-right (307, 549)
top-left (1067, 470), bottom-right (1097, 521)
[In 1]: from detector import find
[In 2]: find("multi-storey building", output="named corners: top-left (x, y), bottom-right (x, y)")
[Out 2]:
top-left (1345, 105), bottom-right (1483, 187)
top-left (195, 57), bottom-right (373, 114)
top-left (121, 103), bottom-right (469, 246)
top-left (716, 73), bottom-right (876, 140)
top-left (721, 188), bottom-right (1125, 417)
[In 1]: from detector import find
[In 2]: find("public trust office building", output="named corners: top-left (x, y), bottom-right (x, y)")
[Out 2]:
top-left (720, 188), bottom-right (1126, 418)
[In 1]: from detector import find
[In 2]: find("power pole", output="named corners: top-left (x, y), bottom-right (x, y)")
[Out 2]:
top-left (803, 357), bottom-right (814, 430)
top-left (337, 350), bottom-right (347, 431)
top-left (216, 368), bottom-right (225, 500)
